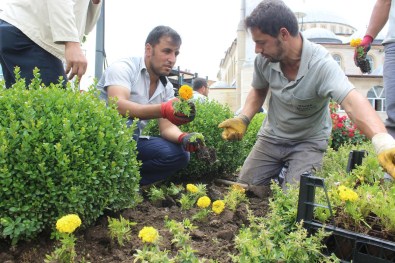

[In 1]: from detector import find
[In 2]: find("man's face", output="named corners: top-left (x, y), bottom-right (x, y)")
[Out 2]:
top-left (146, 36), bottom-right (180, 77)
top-left (250, 27), bottom-right (284, 63)
top-left (203, 86), bottom-right (209, 96)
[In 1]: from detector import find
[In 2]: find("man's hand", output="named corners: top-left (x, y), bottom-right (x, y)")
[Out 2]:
top-left (65, 42), bottom-right (88, 82)
top-left (178, 132), bottom-right (204, 152)
top-left (161, 98), bottom-right (195, 126)
top-left (372, 133), bottom-right (395, 178)
top-left (218, 115), bottom-right (250, 141)
top-left (354, 35), bottom-right (373, 65)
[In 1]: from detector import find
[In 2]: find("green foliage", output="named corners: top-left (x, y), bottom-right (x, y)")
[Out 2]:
top-left (231, 184), bottom-right (339, 262)
top-left (0, 69), bottom-right (141, 244)
top-left (107, 216), bottom-right (137, 246)
top-left (144, 100), bottom-right (265, 181)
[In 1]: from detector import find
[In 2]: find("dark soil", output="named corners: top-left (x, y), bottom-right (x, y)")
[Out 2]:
top-left (0, 180), bottom-right (270, 263)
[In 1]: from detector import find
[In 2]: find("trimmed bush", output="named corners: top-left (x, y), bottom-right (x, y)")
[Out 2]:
top-left (0, 70), bottom-right (141, 244)
top-left (144, 100), bottom-right (265, 181)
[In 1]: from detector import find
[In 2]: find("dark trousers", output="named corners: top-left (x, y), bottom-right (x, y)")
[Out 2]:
top-left (137, 136), bottom-right (190, 185)
top-left (0, 20), bottom-right (67, 88)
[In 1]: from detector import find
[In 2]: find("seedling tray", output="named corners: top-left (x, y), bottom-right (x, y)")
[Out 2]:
top-left (297, 173), bottom-right (395, 262)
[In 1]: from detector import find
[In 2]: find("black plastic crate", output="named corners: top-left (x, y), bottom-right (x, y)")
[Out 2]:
top-left (297, 173), bottom-right (395, 262)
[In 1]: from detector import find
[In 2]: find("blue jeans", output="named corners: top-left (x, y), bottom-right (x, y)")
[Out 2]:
top-left (0, 20), bottom-right (67, 88)
top-left (384, 43), bottom-right (395, 138)
top-left (127, 119), bottom-right (190, 185)
top-left (137, 136), bottom-right (190, 185)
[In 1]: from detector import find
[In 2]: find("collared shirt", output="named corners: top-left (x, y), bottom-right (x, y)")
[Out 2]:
top-left (0, 0), bottom-right (102, 60)
top-left (252, 34), bottom-right (354, 140)
top-left (97, 56), bottom-right (175, 132)
top-left (191, 91), bottom-right (208, 102)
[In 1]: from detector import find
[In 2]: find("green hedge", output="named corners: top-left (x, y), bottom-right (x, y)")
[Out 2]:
top-left (144, 100), bottom-right (266, 181)
top-left (0, 70), bottom-right (141, 244)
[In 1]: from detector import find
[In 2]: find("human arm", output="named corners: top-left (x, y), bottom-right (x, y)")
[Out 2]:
top-left (340, 89), bottom-right (395, 177)
top-left (365, 0), bottom-right (391, 39)
top-left (355, 0), bottom-right (391, 65)
top-left (107, 85), bottom-right (194, 125)
top-left (218, 88), bottom-right (268, 141)
top-left (159, 119), bottom-right (204, 152)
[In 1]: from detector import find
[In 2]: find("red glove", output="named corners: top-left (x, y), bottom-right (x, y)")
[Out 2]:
top-left (178, 132), bottom-right (204, 152)
top-left (354, 35), bottom-right (373, 65)
top-left (160, 98), bottom-right (195, 126)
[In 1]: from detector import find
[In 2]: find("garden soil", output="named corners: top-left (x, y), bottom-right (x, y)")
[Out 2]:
top-left (0, 180), bottom-right (270, 263)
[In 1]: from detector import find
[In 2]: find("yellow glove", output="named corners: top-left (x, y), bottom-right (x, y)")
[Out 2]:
top-left (372, 133), bottom-right (395, 178)
top-left (218, 114), bottom-right (250, 141)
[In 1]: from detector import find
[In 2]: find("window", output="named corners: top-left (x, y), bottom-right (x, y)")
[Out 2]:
top-left (332, 54), bottom-right (342, 67)
top-left (367, 85), bottom-right (385, 112)
top-left (367, 55), bottom-right (374, 71)
top-left (0, 65), bottom-right (3, 80)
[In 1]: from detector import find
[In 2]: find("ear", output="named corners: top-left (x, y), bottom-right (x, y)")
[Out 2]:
top-left (279, 28), bottom-right (290, 40)
top-left (145, 43), bottom-right (152, 55)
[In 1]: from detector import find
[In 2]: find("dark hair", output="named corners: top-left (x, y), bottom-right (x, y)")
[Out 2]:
top-left (193, 78), bottom-right (208, 91)
top-left (145, 25), bottom-right (182, 46)
top-left (245, 0), bottom-right (299, 37)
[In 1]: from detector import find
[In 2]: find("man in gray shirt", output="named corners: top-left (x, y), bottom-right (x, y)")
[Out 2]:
top-left (97, 26), bottom-right (203, 185)
top-left (218, 0), bottom-right (395, 188)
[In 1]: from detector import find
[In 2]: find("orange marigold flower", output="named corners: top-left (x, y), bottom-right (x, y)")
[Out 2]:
top-left (350, 38), bottom-right (362, 47)
top-left (178, 85), bottom-right (193, 100)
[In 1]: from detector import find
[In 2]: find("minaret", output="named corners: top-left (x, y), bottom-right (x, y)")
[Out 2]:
top-left (236, 0), bottom-right (246, 109)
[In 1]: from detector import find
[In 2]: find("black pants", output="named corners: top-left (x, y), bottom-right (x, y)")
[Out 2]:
top-left (0, 20), bottom-right (67, 88)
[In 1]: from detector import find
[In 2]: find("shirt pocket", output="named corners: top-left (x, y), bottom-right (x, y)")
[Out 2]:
top-left (290, 95), bottom-right (320, 116)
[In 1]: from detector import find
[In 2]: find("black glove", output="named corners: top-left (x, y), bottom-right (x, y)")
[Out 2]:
top-left (178, 132), bottom-right (205, 152)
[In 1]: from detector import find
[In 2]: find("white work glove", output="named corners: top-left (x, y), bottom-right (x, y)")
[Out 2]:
top-left (372, 133), bottom-right (395, 178)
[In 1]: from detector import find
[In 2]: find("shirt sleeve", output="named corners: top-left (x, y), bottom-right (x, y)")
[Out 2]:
top-left (47, 0), bottom-right (80, 43)
top-left (252, 55), bottom-right (270, 90)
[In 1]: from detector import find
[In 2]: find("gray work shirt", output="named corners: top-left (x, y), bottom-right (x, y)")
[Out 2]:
top-left (96, 57), bottom-right (175, 132)
top-left (253, 34), bottom-right (354, 140)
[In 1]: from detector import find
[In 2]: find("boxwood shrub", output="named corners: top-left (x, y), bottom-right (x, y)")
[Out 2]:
top-left (144, 100), bottom-right (266, 181)
top-left (0, 71), bottom-right (141, 244)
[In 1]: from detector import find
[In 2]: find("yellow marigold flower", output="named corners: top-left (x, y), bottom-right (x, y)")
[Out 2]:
top-left (138, 226), bottom-right (159, 243)
top-left (186, 184), bottom-right (198, 193)
top-left (56, 214), bottom-right (82, 233)
top-left (212, 200), bottom-right (225, 214)
top-left (338, 185), bottom-right (359, 202)
top-left (197, 196), bottom-right (211, 208)
top-left (350, 38), bottom-right (362, 47)
top-left (178, 85), bottom-right (193, 100)
top-left (231, 184), bottom-right (246, 194)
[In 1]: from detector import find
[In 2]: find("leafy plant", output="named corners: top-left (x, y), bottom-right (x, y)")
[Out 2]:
top-left (108, 216), bottom-right (136, 246)
top-left (144, 100), bottom-right (263, 181)
top-left (0, 68), bottom-right (141, 244)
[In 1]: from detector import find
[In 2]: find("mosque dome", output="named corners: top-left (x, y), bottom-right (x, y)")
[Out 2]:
top-left (302, 28), bottom-right (342, 43)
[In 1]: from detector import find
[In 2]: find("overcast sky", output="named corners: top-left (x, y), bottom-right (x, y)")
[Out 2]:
top-left (77, 0), bottom-right (383, 86)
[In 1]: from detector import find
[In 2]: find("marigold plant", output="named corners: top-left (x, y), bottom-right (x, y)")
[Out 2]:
top-left (178, 85), bottom-right (193, 100)
top-left (197, 196), bottom-right (211, 208)
top-left (186, 184), bottom-right (199, 194)
top-left (173, 84), bottom-right (194, 116)
top-left (56, 214), bottom-right (82, 234)
top-left (212, 200), bottom-right (226, 215)
top-left (138, 226), bottom-right (159, 243)
top-left (350, 38), bottom-right (364, 58)
top-left (338, 185), bottom-right (359, 202)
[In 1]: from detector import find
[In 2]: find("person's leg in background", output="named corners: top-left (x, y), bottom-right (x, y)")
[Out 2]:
top-left (384, 43), bottom-right (395, 138)
top-left (137, 136), bottom-right (190, 185)
top-left (0, 20), bottom-right (67, 88)
top-left (383, 43), bottom-right (395, 181)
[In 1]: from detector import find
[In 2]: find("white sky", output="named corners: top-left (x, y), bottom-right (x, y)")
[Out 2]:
top-left (0, 0), bottom-right (384, 83)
